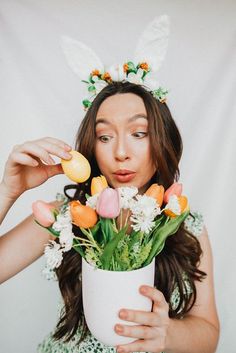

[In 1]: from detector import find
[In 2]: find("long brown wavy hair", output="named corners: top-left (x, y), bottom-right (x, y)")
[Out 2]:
top-left (53, 81), bottom-right (206, 343)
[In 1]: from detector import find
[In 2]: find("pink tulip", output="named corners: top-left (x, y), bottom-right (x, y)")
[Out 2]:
top-left (32, 200), bottom-right (56, 227)
top-left (163, 182), bottom-right (183, 204)
top-left (96, 188), bottom-right (120, 218)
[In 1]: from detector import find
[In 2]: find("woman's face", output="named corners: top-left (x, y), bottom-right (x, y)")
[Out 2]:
top-left (94, 93), bottom-right (156, 193)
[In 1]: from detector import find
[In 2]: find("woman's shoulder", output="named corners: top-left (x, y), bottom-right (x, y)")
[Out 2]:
top-left (183, 210), bottom-right (204, 237)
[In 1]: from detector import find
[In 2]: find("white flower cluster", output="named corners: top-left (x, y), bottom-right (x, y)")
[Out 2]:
top-left (44, 206), bottom-right (74, 270)
top-left (130, 194), bottom-right (161, 234)
top-left (164, 195), bottom-right (181, 215)
top-left (118, 186), bottom-right (138, 209)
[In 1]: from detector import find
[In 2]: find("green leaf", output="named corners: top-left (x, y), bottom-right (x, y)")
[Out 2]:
top-left (82, 99), bottom-right (92, 108)
top-left (100, 226), bottom-right (127, 270)
top-left (73, 238), bottom-right (85, 257)
top-left (90, 221), bottom-right (102, 243)
top-left (88, 85), bottom-right (96, 92)
top-left (143, 211), bottom-right (190, 265)
top-left (100, 218), bottom-right (115, 245)
top-left (34, 220), bottom-right (60, 238)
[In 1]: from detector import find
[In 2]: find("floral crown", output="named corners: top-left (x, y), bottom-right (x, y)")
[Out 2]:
top-left (81, 61), bottom-right (168, 110)
top-left (61, 15), bottom-right (170, 111)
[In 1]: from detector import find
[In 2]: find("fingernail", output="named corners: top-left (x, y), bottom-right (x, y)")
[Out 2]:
top-left (63, 152), bottom-right (72, 159)
top-left (140, 286), bottom-right (147, 294)
top-left (115, 324), bottom-right (123, 333)
top-left (64, 144), bottom-right (72, 151)
top-left (119, 310), bottom-right (127, 319)
top-left (117, 348), bottom-right (125, 353)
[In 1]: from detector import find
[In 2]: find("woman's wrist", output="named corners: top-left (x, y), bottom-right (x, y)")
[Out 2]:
top-left (0, 182), bottom-right (17, 225)
top-left (164, 318), bottom-right (176, 353)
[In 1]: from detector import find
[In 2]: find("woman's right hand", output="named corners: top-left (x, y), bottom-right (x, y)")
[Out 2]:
top-left (1, 137), bottom-right (72, 201)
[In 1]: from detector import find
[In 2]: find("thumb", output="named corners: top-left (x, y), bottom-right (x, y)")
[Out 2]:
top-left (45, 163), bottom-right (64, 179)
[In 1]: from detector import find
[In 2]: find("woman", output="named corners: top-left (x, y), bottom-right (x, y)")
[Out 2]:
top-left (0, 81), bottom-right (219, 353)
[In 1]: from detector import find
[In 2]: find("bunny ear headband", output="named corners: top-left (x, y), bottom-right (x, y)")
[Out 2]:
top-left (61, 15), bottom-right (170, 110)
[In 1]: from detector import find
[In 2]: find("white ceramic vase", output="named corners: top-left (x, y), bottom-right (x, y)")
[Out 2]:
top-left (82, 257), bottom-right (155, 346)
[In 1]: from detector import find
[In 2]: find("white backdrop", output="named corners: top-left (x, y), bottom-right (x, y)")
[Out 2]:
top-left (0, 1), bottom-right (235, 352)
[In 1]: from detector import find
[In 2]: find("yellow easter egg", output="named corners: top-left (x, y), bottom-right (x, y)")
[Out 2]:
top-left (61, 150), bottom-right (91, 183)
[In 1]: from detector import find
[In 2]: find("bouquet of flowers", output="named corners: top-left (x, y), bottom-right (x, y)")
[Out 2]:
top-left (32, 174), bottom-right (189, 272)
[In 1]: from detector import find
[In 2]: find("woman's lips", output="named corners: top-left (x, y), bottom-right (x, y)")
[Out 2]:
top-left (113, 171), bottom-right (136, 183)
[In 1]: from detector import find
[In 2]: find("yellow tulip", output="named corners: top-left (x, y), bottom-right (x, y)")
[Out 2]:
top-left (91, 175), bottom-right (108, 196)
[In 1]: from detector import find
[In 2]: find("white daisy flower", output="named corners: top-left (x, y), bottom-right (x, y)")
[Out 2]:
top-left (130, 195), bottom-right (161, 234)
top-left (164, 195), bottom-right (181, 215)
top-left (86, 193), bottom-right (99, 209)
top-left (131, 194), bottom-right (161, 219)
top-left (118, 186), bottom-right (138, 209)
top-left (59, 227), bottom-right (74, 252)
top-left (44, 241), bottom-right (64, 269)
top-left (131, 214), bottom-right (156, 234)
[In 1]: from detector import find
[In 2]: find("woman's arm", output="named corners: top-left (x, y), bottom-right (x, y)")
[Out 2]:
top-left (0, 201), bottom-right (60, 284)
top-left (0, 137), bottom-right (72, 283)
top-left (115, 226), bottom-right (219, 353)
top-left (164, 226), bottom-right (220, 353)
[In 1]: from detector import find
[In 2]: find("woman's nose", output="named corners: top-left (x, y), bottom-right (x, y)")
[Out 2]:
top-left (114, 139), bottom-right (130, 161)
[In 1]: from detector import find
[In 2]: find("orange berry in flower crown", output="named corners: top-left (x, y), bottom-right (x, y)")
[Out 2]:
top-left (61, 150), bottom-right (91, 183)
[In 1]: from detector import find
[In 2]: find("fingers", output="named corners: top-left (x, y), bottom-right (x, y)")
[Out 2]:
top-left (118, 308), bottom-right (165, 327)
top-left (139, 285), bottom-right (169, 313)
top-left (116, 338), bottom-right (165, 353)
top-left (115, 323), bottom-right (158, 340)
top-left (10, 137), bottom-right (72, 166)
top-left (8, 152), bottom-right (40, 167)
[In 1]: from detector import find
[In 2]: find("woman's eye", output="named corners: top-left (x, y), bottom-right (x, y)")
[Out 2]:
top-left (98, 135), bottom-right (111, 143)
top-left (132, 132), bottom-right (147, 138)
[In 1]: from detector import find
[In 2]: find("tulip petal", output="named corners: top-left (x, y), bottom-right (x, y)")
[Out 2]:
top-left (32, 200), bottom-right (56, 227)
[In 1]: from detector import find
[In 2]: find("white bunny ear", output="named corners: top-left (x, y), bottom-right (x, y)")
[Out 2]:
top-left (60, 35), bottom-right (104, 79)
top-left (134, 15), bottom-right (170, 72)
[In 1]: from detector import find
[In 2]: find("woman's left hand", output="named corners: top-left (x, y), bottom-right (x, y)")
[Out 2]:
top-left (115, 285), bottom-right (170, 353)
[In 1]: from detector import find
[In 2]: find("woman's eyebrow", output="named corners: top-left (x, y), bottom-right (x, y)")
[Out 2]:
top-left (95, 114), bottom-right (147, 126)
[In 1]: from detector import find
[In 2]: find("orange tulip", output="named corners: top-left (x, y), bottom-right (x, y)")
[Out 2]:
top-left (91, 175), bottom-right (108, 196)
top-left (70, 200), bottom-right (98, 228)
top-left (164, 195), bottom-right (189, 218)
top-left (145, 184), bottom-right (164, 207)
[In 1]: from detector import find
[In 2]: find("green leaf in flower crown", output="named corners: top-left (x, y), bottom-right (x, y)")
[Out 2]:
top-left (143, 211), bottom-right (190, 266)
top-left (100, 226), bottom-right (128, 270)
top-left (82, 99), bottom-right (92, 108)
top-left (127, 61), bottom-right (137, 73)
top-left (88, 85), bottom-right (96, 92)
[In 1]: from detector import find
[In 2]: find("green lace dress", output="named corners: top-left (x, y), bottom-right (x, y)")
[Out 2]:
top-left (37, 212), bottom-right (204, 353)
